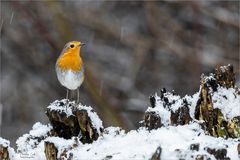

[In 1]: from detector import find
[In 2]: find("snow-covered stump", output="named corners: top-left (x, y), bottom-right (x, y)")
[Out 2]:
top-left (144, 64), bottom-right (240, 139)
top-left (195, 64), bottom-right (240, 138)
top-left (170, 98), bottom-right (192, 125)
top-left (145, 90), bottom-right (192, 129)
top-left (46, 99), bottom-right (103, 143)
top-left (14, 101), bottom-right (103, 159)
top-left (215, 64), bottom-right (235, 89)
top-left (144, 88), bottom-right (194, 129)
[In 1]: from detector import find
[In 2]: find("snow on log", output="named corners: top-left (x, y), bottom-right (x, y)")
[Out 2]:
top-left (44, 100), bottom-right (103, 160)
top-left (46, 99), bottom-right (103, 143)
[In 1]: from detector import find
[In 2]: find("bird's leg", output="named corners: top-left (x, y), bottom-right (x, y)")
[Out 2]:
top-left (66, 89), bottom-right (69, 110)
top-left (66, 89), bottom-right (69, 100)
top-left (77, 88), bottom-right (80, 104)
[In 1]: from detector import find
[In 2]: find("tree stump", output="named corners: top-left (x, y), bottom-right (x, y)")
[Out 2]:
top-left (144, 88), bottom-right (192, 129)
top-left (195, 64), bottom-right (239, 138)
top-left (144, 111), bottom-right (163, 130)
top-left (46, 99), bottom-right (103, 143)
top-left (170, 99), bottom-right (192, 125)
top-left (194, 74), bottom-right (218, 136)
top-left (215, 64), bottom-right (235, 88)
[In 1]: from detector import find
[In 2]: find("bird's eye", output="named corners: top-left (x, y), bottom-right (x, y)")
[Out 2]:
top-left (70, 44), bottom-right (75, 48)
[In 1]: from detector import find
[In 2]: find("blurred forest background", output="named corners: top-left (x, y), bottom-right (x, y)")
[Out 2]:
top-left (1, 1), bottom-right (239, 146)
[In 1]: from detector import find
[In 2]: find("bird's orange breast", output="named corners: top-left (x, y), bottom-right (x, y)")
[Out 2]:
top-left (57, 52), bottom-right (83, 72)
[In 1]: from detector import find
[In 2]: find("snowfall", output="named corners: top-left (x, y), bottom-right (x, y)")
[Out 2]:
top-left (0, 86), bottom-right (239, 160)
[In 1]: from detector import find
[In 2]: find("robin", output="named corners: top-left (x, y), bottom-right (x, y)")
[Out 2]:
top-left (56, 41), bottom-right (85, 103)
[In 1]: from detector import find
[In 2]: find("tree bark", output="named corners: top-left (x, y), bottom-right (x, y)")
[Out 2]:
top-left (0, 145), bottom-right (9, 160)
top-left (44, 142), bottom-right (58, 160)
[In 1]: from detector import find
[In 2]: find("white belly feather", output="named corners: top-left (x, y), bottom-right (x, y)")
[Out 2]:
top-left (56, 69), bottom-right (84, 90)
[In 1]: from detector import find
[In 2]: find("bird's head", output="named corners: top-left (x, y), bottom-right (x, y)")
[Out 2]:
top-left (62, 41), bottom-right (85, 56)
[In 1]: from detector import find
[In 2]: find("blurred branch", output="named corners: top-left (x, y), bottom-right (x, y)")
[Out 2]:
top-left (168, 1), bottom-right (239, 28)
top-left (45, 1), bottom-right (73, 42)
top-left (200, 5), bottom-right (240, 29)
top-left (84, 68), bottom-right (128, 128)
top-left (144, 1), bottom-right (195, 58)
top-left (12, 1), bottom-right (59, 51)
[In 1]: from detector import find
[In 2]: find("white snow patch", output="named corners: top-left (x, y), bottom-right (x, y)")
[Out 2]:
top-left (102, 127), bottom-right (126, 140)
top-left (146, 94), bottom-right (171, 125)
top-left (30, 123), bottom-right (238, 160)
top-left (0, 137), bottom-right (10, 147)
top-left (213, 87), bottom-right (240, 120)
top-left (30, 122), bottom-right (52, 137)
top-left (16, 122), bottom-right (52, 154)
top-left (184, 92), bottom-right (200, 118)
top-left (47, 99), bottom-right (75, 117)
top-left (16, 122), bottom-right (239, 160)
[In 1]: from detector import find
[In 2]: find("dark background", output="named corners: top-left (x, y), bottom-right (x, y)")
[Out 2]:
top-left (1, 1), bottom-right (239, 147)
